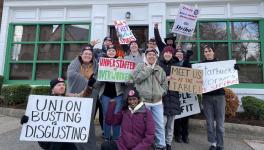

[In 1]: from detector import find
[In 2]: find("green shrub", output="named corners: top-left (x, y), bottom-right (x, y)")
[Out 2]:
top-left (242, 96), bottom-right (264, 120)
top-left (0, 75), bottom-right (3, 94)
top-left (1, 84), bottom-right (31, 105)
top-left (31, 86), bottom-right (50, 95)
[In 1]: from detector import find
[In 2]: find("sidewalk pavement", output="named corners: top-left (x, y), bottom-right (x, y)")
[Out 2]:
top-left (0, 114), bottom-right (263, 150)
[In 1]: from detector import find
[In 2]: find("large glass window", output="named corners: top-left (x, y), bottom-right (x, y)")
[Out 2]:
top-left (167, 20), bottom-right (264, 86)
top-left (5, 23), bottom-right (91, 84)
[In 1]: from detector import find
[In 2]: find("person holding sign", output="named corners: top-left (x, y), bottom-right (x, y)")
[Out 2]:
top-left (132, 48), bottom-right (168, 150)
top-left (97, 45), bottom-right (124, 141)
top-left (173, 47), bottom-right (192, 144)
top-left (154, 23), bottom-right (177, 52)
top-left (101, 87), bottom-right (155, 150)
top-left (20, 78), bottom-right (77, 150)
top-left (202, 45), bottom-right (226, 150)
top-left (67, 44), bottom-right (98, 150)
top-left (158, 46), bottom-right (181, 150)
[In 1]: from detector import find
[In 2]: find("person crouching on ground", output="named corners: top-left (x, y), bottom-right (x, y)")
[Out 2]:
top-left (20, 78), bottom-right (77, 150)
top-left (101, 87), bottom-right (155, 150)
top-left (132, 48), bottom-right (168, 150)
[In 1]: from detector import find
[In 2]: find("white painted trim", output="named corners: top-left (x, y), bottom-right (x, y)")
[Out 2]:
top-left (0, 6), bottom-right (10, 75)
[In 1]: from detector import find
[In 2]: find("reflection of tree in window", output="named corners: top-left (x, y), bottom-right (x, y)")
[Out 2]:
top-left (232, 43), bottom-right (260, 61)
top-left (231, 22), bottom-right (259, 40)
top-left (200, 22), bottom-right (227, 40)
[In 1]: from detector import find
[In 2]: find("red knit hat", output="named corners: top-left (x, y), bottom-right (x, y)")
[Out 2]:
top-left (163, 46), bottom-right (174, 54)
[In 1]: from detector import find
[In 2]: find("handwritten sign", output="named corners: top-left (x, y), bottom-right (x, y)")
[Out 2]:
top-left (175, 92), bottom-right (200, 119)
top-left (172, 4), bottom-right (199, 36)
top-left (20, 95), bottom-right (93, 143)
top-left (192, 60), bottom-right (239, 93)
top-left (169, 66), bottom-right (203, 94)
top-left (114, 20), bottom-right (136, 44)
top-left (98, 57), bottom-right (136, 82)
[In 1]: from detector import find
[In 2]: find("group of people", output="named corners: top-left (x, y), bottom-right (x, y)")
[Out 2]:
top-left (20, 24), bottom-right (238, 150)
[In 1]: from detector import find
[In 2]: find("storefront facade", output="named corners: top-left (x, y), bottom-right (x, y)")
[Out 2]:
top-left (0, 0), bottom-right (263, 101)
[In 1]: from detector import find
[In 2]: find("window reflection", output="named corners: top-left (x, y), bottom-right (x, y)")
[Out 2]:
top-left (9, 64), bottom-right (32, 80)
top-left (65, 25), bottom-right (89, 41)
top-left (62, 63), bottom-right (69, 79)
top-left (36, 63), bottom-right (59, 80)
top-left (10, 44), bottom-right (34, 61)
top-left (63, 43), bottom-right (83, 60)
top-left (231, 22), bottom-right (259, 40)
top-left (40, 25), bottom-right (61, 41)
top-left (200, 22), bottom-right (227, 40)
top-left (13, 26), bottom-right (36, 42)
top-left (200, 43), bottom-right (228, 61)
top-left (181, 43), bottom-right (197, 61)
top-left (238, 64), bottom-right (263, 83)
top-left (38, 44), bottom-right (60, 60)
top-left (232, 43), bottom-right (261, 61)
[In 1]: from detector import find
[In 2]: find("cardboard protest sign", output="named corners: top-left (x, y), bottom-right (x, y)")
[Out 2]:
top-left (114, 20), bottom-right (136, 44)
top-left (97, 57), bottom-right (136, 82)
top-left (20, 95), bottom-right (93, 143)
top-left (169, 66), bottom-right (203, 94)
top-left (175, 92), bottom-right (200, 119)
top-left (192, 60), bottom-right (239, 93)
top-left (172, 4), bottom-right (199, 36)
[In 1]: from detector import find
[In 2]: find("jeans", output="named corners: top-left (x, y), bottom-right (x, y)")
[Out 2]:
top-left (101, 95), bottom-right (123, 140)
top-left (164, 115), bottom-right (176, 145)
top-left (203, 95), bottom-right (225, 148)
top-left (145, 104), bottom-right (166, 148)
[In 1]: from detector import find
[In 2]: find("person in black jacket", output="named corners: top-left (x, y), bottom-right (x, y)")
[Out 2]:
top-left (173, 47), bottom-right (192, 144)
top-left (158, 46), bottom-right (181, 150)
top-left (202, 45), bottom-right (225, 150)
top-left (154, 23), bottom-right (177, 53)
top-left (20, 78), bottom-right (77, 150)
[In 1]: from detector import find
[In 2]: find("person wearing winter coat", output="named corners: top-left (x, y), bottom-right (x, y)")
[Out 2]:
top-left (20, 78), bottom-right (78, 150)
top-left (66, 44), bottom-right (98, 150)
top-left (158, 46), bottom-right (181, 150)
top-left (132, 48), bottom-right (168, 150)
top-left (173, 47), bottom-right (192, 144)
top-left (96, 45), bottom-right (124, 141)
top-left (101, 87), bottom-right (155, 150)
top-left (124, 41), bottom-right (144, 64)
top-left (154, 23), bottom-right (176, 53)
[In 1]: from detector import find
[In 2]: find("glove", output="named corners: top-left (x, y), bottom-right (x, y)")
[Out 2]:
top-left (20, 115), bottom-right (29, 125)
top-left (234, 64), bottom-right (240, 71)
top-left (88, 74), bottom-right (96, 87)
top-left (186, 50), bottom-right (193, 57)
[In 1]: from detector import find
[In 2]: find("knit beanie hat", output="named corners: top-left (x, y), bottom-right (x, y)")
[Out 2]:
top-left (81, 44), bottom-right (93, 53)
top-left (50, 77), bottom-right (65, 92)
top-left (163, 46), bottom-right (175, 54)
top-left (127, 87), bottom-right (140, 99)
top-left (145, 48), bottom-right (158, 55)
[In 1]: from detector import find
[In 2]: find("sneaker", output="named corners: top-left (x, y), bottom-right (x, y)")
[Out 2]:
top-left (166, 144), bottom-right (171, 150)
top-left (216, 146), bottom-right (223, 150)
top-left (175, 136), bottom-right (182, 143)
top-left (209, 145), bottom-right (216, 150)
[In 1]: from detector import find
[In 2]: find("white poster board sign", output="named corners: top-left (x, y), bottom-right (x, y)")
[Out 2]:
top-left (98, 57), bottom-right (136, 82)
top-left (175, 93), bottom-right (200, 119)
top-left (114, 20), bottom-right (136, 44)
top-left (192, 60), bottom-right (239, 93)
top-left (172, 4), bottom-right (200, 36)
top-left (20, 95), bottom-right (93, 143)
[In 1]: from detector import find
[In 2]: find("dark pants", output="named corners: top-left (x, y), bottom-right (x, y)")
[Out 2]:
top-left (174, 117), bottom-right (189, 140)
top-left (203, 95), bottom-right (225, 148)
top-left (94, 100), bottom-right (103, 131)
top-left (101, 141), bottom-right (118, 150)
